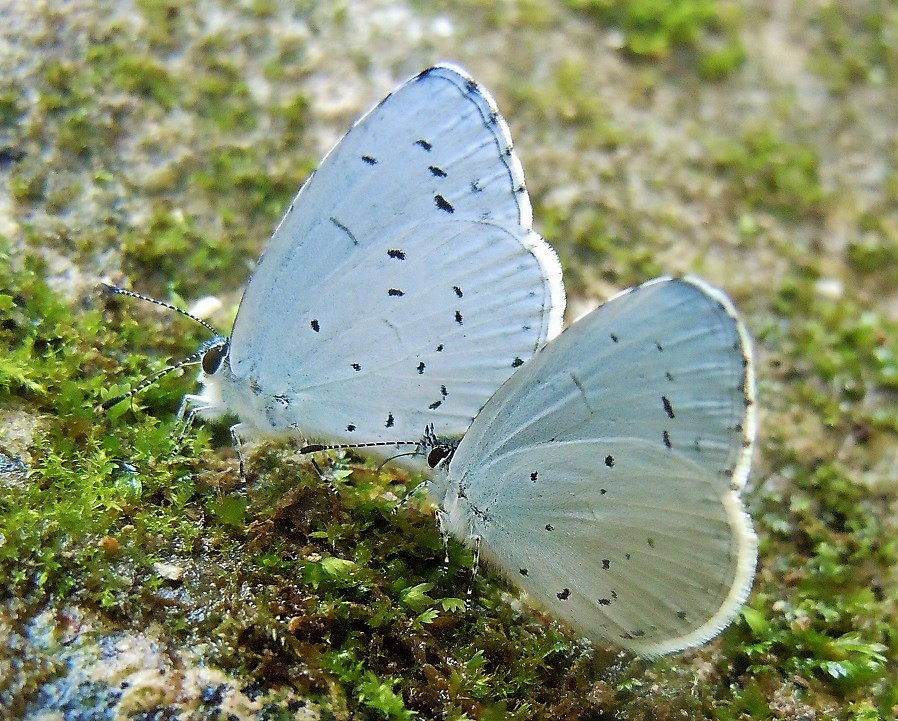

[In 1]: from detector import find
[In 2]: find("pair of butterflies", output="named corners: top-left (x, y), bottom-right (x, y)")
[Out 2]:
top-left (113, 65), bottom-right (757, 657)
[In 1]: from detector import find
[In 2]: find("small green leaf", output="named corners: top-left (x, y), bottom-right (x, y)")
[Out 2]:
top-left (209, 496), bottom-right (247, 526)
top-left (320, 556), bottom-right (355, 577)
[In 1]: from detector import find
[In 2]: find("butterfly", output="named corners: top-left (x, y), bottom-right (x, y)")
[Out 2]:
top-left (425, 276), bottom-right (757, 655)
top-left (108, 65), bottom-right (564, 468)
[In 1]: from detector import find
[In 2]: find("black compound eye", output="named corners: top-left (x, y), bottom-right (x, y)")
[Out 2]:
top-left (201, 342), bottom-right (228, 375)
top-left (427, 445), bottom-right (453, 469)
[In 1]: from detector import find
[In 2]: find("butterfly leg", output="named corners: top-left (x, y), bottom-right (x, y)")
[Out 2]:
top-left (310, 456), bottom-right (328, 482)
top-left (435, 508), bottom-right (452, 565)
top-left (175, 393), bottom-right (207, 443)
top-left (393, 480), bottom-right (430, 511)
top-left (466, 534), bottom-right (482, 611)
top-left (229, 424), bottom-right (248, 484)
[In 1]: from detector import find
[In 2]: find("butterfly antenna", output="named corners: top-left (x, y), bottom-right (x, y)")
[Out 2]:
top-left (98, 283), bottom-right (225, 411)
top-left (299, 440), bottom-right (420, 455)
top-left (101, 282), bottom-right (220, 337)
top-left (99, 349), bottom-right (207, 410)
top-left (376, 450), bottom-right (421, 472)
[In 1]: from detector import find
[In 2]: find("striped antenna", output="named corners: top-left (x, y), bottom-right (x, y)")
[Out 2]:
top-left (98, 283), bottom-right (225, 411)
top-left (300, 440), bottom-right (419, 454)
top-left (300, 423), bottom-right (443, 455)
top-left (101, 283), bottom-right (220, 336)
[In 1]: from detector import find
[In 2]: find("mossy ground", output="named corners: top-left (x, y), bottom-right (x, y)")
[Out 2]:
top-left (1, 1), bottom-right (897, 719)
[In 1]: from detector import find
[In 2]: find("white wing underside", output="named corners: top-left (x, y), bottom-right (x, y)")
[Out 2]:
top-left (438, 277), bottom-right (756, 654)
top-left (206, 65), bottom-right (564, 459)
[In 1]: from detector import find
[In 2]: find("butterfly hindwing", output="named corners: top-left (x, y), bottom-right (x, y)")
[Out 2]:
top-left (434, 277), bottom-right (756, 653)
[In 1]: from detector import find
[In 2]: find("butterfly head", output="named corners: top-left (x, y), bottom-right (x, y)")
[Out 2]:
top-left (200, 338), bottom-right (230, 375)
top-left (421, 423), bottom-right (459, 472)
top-left (426, 444), bottom-right (454, 470)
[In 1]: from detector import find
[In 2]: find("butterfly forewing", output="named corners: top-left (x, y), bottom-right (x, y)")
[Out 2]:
top-left (204, 65), bottom-right (563, 456)
top-left (450, 277), bottom-right (753, 494)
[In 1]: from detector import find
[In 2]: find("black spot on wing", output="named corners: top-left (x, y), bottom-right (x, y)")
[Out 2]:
top-left (662, 396), bottom-right (675, 419)
top-left (435, 195), bottom-right (454, 213)
top-left (329, 216), bottom-right (358, 245)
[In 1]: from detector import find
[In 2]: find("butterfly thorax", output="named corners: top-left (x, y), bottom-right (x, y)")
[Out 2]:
top-left (194, 344), bottom-right (294, 436)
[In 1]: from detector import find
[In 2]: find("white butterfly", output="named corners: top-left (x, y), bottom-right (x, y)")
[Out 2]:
top-left (179, 65), bottom-right (564, 466)
top-left (426, 276), bottom-right (757, 655)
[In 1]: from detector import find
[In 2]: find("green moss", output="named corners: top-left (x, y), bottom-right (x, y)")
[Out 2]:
top-left (9, 169), bottom-right (47, 204)
top-left (566, 0), bottom-right (745, 77)
top-left (134, 0), bottom-right (194, 51)
top-left (709, 124), bottom-right (825, 220)
top-left (736, 458), bottom-right (894, 700)
top-left (189, 54), bottom-right (258, 133)
top-left (809, 3), bottom-right (898, 91)
top-left (847, 213), bottom-right (898, 289)
top-left (509, 60), bottom-right (627, 148)
top-left (0, 240), bottom-right (206, 615)
top-left (0, 89), bottom-right (25, 128)
top-left (537, 202), bottom-right (662, 291)
top-left (697, 39), bottom-right (746, 81)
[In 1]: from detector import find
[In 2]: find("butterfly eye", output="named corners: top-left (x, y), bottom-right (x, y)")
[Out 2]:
top-left (201, 342), bottom-right (229, 375)
top-left (427, 445), bottom-right (454, 469)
